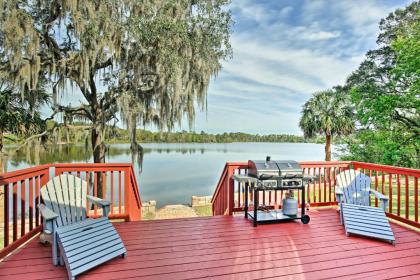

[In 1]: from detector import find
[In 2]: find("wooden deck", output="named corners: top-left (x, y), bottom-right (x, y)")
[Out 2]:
top-left (1, 209), bottom-right (420, 280)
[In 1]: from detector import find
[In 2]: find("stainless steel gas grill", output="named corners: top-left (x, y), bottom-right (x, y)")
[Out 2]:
top-left (233, 156), bottom-right (313, 227)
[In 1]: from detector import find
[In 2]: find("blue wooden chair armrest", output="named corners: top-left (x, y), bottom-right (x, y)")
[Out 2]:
top-left (87, 195), bottom-right (111, 217)
top-left (38, 204), bottom-right (60, 266)
top-left (39, 204), bottom-right (59, 221)
top-left (335, 188), bottom-right (344, 202)
top-left (370, 189), bottom-right (389, 210)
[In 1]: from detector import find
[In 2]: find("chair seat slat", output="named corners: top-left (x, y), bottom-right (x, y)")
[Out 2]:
top-left (342, 203), bottom-right (395, 242)
top-left (70, 248), bottom-right (126, 277)
top-left (67, 238), bottom-right (124, 264)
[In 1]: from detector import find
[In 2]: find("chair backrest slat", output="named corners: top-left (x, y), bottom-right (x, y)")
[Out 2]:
top-left (336, 169), bottom-right (371, 206)
top-left (41, 174), bottom-right (88, 228)
top-left (41, 182), bottom-right (64, 227)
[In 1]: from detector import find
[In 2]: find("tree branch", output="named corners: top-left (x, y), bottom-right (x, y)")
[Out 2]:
top-left (393, 110), bottom-right (419, 129)
top-left (54, 104), bottom-right (93, 121)
top-left (95, 58), bottom-right (113, 70)
top-left (15, 130), bottom-right (48, 151)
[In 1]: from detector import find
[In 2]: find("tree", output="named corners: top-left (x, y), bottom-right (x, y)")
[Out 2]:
top-left (344, 1), bottom-right (419, 167)
top-left (0, 0), bottom-right (232, 165)
top-left (299, 88), bottom-right (355, 161)
top-left (0, 73), bottom-right (46, 152)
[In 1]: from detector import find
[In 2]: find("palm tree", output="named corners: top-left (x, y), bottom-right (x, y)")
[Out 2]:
top-left (299, 88), bottom-right (355, 161)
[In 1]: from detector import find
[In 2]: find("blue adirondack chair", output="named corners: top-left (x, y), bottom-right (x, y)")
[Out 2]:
top-left (335, 169), bottom-right (395, 244)
top-left (38, 174), bottom-right (126, 279)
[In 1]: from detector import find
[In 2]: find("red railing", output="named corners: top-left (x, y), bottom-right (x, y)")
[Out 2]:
top-left (211, 161), bottom-right (420, 229)
top-left (0, 163), bottom-right (142, 258)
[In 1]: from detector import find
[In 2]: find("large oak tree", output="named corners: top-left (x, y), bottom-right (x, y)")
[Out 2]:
top-left (0, 0), bottom-right (232, 164)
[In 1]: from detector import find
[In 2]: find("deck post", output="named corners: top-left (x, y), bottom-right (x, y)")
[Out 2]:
top-left (228, 166), bottom-right (235, 215)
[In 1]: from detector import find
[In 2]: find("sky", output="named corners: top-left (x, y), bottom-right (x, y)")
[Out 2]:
top-left (56, 0), bottom-right (413, 135)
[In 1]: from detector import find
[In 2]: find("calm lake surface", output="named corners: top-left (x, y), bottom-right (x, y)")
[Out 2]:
top-left (3, 143), bottom-right (332, 207)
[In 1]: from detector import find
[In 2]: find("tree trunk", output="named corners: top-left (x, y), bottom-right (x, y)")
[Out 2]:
top-left (91, 126), bottom-right (106, 163)
top-left (91, 125), bottom-right (106, 198)
top-left (325, 134), bottom-right (332, 161)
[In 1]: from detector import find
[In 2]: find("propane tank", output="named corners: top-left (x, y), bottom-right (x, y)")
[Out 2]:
top-left (282, 191), bottom-right (298, 216)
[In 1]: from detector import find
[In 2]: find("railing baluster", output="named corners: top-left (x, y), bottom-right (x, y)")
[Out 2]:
top-left (102, 172), bottom-right (106, 200)
top-left (405, 175), bottom-right (409, 219)
top-left (125, 169), bottom-right (130, 217)
top-left (94, 172), bottom-right (98, 216)
top-left (4, 184), bottom-right (9, 247)
top-left (21, 180), bottom-right (26, 237)
top-left (323, 167), bottom-right (327, 202)
top-left (375, 171), bottom-right (378, 207)
top-left (118, 171), bottom-right (122, 214)
top-left (328, 167), bottom-right (332, 202)
top-left (313, 168), bottom-right (316, 203)
top-left (381, 172), bottom-right (385, 194)
top-left (237, 169), bottom-right (241, 209)
top-left (111, 171), bottom-right (114, 214)
top-left (13, 182), bottom-right (18, 242)
top-left (389, 173), bottom-right (393, 213)
top-left (29, 177), bottom-right (33, 231)
top-left (318, 168), bottom-right (321, 203)
top-left (85, 171), bottom-right (90, 213)
top-left (397, 174), bottom-right (401, 216)
top-left (415, 177), bottom-right (418, 222)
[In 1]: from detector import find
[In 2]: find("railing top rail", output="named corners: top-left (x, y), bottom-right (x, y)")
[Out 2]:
top-left (0, 164), bottom-right (51, 180)
top-left (225, 162), bottom-right (249, 167)
top-left (54, 163), bottom-right (133, 169)
top-left (352, 161), bottom-right (420, 176)
top-left (300, 161), bottom-right (352, 167)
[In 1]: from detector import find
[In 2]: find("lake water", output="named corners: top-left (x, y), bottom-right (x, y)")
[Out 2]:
top-left (2, 142), bottom-right (332, 207)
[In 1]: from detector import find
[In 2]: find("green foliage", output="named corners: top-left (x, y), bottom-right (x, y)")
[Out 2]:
top-left (299, 87), bottom-right (355, 160)
top-left (340, 130), bottom-right (418, 166)
top-left (131, 130), bottom-right (306, 144)
top-left (343, 2), bottom-right (419, 168)
top-left (299, 88), bottom-right (354, 138)
top-left (0, 82), bottom-right (24, 135)
top-left (0, 73), bottom-right (47, 150)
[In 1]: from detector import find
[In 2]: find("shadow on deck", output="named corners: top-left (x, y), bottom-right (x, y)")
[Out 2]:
top-left (1, 209), bottom-right (419, 280)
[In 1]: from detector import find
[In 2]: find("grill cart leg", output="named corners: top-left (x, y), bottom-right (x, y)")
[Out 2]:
top-left (253, 188), bottom-right (258, 227)
top-left (301, 186), bottom-right (305, 216)
top-left (301, 186), bottom-right (310, 224)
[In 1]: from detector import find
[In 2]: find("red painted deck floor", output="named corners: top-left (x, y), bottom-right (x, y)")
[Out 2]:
top-left (1, 209), bottom-right (420, 280)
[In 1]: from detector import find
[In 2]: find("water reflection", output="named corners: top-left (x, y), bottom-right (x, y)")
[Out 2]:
top-left (1, 142), bottom-right (328, 207)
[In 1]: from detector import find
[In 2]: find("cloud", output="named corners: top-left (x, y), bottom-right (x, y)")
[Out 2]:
top-left (190, 0), bottom-right (413, 135)
top-left (299, 30), bottom-right (341, 41)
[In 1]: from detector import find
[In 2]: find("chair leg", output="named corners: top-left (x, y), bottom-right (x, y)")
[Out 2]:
top-left (52, 233), bottom-right (58, 266)
top-left (59, 255), bottom-right (65, 266)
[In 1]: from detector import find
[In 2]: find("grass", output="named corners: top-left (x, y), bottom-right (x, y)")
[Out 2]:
top-left (141, 211), bottom-right (156, 220)
top-left (192, 205), bottom-right (212, 216)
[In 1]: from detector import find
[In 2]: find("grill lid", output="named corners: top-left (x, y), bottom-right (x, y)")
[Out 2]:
top-left (275, 160), bottom-right (302, 177)
top-left (248, 157), bottom-right (303, 180)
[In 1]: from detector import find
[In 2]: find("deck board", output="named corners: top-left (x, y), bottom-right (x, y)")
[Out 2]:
top-left (0, 209), bottom-right (419, 280)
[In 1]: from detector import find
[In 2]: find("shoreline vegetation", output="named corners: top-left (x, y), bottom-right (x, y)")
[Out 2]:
top-left (3, 121), bottom-right (337, 146)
